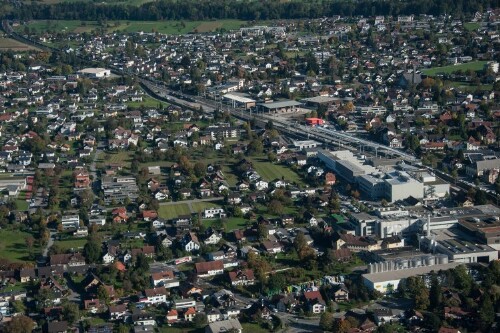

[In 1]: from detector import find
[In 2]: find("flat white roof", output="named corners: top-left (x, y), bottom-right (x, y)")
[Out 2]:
top-left (259, 100), bottom-right (302, 109)
top-left (78, 68), bottom-right (109, 74)
top-left (363, 262), bottom-right (462, 284)
top-left (223, 93), bottom-right (255, 103)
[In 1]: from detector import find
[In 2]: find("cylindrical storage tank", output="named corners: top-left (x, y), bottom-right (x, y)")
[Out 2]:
top-left (378, 262), bottom-right (383, 272)
top-left (427, 256), bottom-right (435, 266)
top-left (415, 257), bottom-right (422, 267)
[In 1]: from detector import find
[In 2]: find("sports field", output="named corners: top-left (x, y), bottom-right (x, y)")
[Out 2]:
top-left (17, 19), bottom-right (246, 35)
top-left (423, 61), bottom-right (487, 76)
top-left (249, 157), bottom-right (305, 186)
top-left (158, 203), bottom-right (191, 219)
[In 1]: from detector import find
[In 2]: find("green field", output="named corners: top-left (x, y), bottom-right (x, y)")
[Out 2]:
top-left (249, 157), bottom-right (305, 186)
top-left (158, 203), bottom-right (192, 219)
top-left (0, 229), bottom-right (38, 262)
top-left (191, 201), bottom-right (222, 213)
top-left (126, 96), bottom-right (168, 109)
top-left (0, 37), bottom-right (40, 51)
top-left (104, 151), bottom-right (132, 166)
top-left (464, 22), bottom-right (481, 31)
top-left (15, 199), bottom-right (29, 211)
top-left (53, 238), bottom-right (87, 251)
top-left (17, 19), bottom-right (246, 35)
top-left (423, 61), bottom-right (488, 76)
top-left (203, 217), bottom-right (248, 231)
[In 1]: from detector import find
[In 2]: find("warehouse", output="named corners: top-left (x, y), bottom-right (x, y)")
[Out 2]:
top-left (222, 93), bottom-right (256, 110)
top-left (257, 100), bottom-right (302, 113)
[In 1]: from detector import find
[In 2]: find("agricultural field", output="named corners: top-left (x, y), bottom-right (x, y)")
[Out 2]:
top-left (158, 203), bottom-right (191, 219)
top-left (0, 38), bottom-right (40, 51)
top-left (0, 229), bottom-right (38, 262)
top-left (423, 61), bottom-right (488, 76)
top-left (16, 19), bottom-right (247, 35)
top-left (248, 157), bottom-right (305, 186)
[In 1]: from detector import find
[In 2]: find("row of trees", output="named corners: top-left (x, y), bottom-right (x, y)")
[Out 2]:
top-left (5, 0), bottom-right (496, 21)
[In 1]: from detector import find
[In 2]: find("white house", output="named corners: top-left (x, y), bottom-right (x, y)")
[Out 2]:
top-left (61, 215), bottom-right (80, 230)
top-left (144, 287), bottom-right (168, 305)
top-left (204, 231), bottom-right (222, 245)
top-left (182, 232), bottom-right (200, 252)
top-left (204, 207), bottom-right (226, 219)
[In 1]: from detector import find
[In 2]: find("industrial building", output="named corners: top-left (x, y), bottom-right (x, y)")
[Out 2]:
top-left (222, 93), bottom-right (256, 110)
top-left (363, 262), bottom-right (461, 294)
top-left (318, 150), bottom-right (377, 183)
top-left (77, 68), bottom-right (111, 79)
top-left (256, 100), bottom-right (302, 113)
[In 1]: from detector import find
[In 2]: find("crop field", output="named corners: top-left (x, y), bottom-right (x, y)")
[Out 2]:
top-left (17, 19), bottom-right (246, 35)
top-left (249, 157), bottom-right (305, 186)
top-left (158, 203), bottom-right (191, 219)
top-left (423, 61), bottom-right (488, 76)
top-left (0, 38), bottom-right (40, 51)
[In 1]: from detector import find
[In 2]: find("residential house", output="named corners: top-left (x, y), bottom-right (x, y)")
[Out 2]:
top-left (195, 260), bottom-right (224, 278)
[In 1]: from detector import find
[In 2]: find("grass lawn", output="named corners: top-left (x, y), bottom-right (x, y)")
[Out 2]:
top-left (126, 96), bottom-right (168, 109)
top-left (447, 81), bottom-right (493, 92)
top-left (191, 201), bottom-right (222, 213)
top-left (158, 203), bottom-right (192, 219)
top-left (248, 157), bottom-right (305, 186)
top-left (241, 323), bottom-right (271, 333)
top-left (158, 326), bottom-right (202, 333)
top-left (0, 229), bottom-right (38, 262)
top-left (104, 151), bottom-right (132, 167)
top-left (203, 217), bottom-right (248, 231)
top-left (464, 22), bottom-right (481, 31)
top-left (15, 199), bottom-right (29, 211)
top-left (423, 61), bottom-right (488, 76)
top-left (53, 238), bottom-right (87, 251)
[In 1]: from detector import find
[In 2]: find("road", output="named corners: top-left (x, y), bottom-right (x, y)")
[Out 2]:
top-left (42, 231), bottom-right (56, 258)
top-left (89, 147), bottom-right (102, 198)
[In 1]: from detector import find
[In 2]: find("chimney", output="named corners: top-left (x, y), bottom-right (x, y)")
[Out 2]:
top-left (426, 214), bottom-right (431, 237)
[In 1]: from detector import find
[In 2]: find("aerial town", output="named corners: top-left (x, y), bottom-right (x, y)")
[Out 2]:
top-left (0, 3), bottom-right (500, 333)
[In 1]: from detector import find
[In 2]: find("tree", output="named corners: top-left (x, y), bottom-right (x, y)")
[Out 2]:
top-left (97, 285), bottom-right (110, 305)
top-left (268, 273), bottom-right (286, 291)
top-left (11, 300), bottom-right (26, 314)
top-left (267, 200), bottom-right (284, 215)
top-left (25, 236), bottom-right (35, 257)
top-left (83, 238), bottom-right (102, 263)
top-left (429, 275), bottom-right (442, 310)
top-left (193, 162), bottom-right (206, 178)
top-left (3, 315), bottom-right (35, 333)
top-left (247, 138), bottom-right (263, 155)
top-left (62, 301), bottom-right (80, 324)
top-left (319, 311), bottom-right (334, 331)
top-left (193, 313), bottom-right (208, 328)
top-left (479, 294), bottom-right (495, 327)
top-left (452, 265), bottom-right (473, 296)
top-left (257, 223), bottom-right (267, 241)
